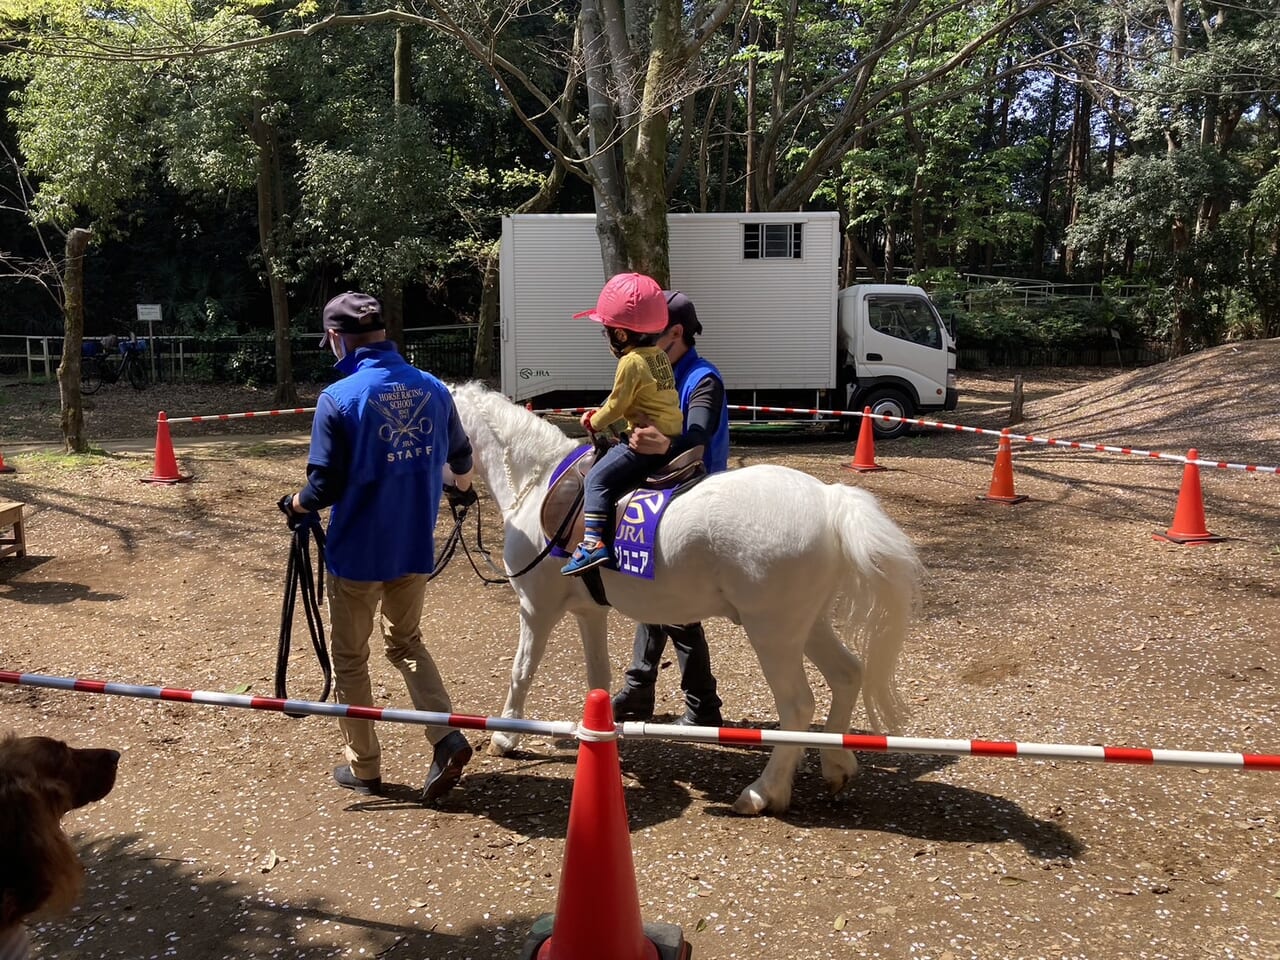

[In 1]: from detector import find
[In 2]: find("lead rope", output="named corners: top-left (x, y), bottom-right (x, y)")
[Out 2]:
top-left (274, 522), bottom-right (332, 715)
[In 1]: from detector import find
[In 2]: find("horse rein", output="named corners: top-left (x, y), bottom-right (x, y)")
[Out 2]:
top-left (274, 486), bottom-right (554, 702)
top-left (274, 521), bottom-right (333, 714)
top-left (433, 486), bottom-right (582, 585)
top-left (427, 497), bottom-right (507, 584)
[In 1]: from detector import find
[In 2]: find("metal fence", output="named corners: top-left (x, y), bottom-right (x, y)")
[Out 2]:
top-left (958, 342), bottom-right (1170, 369)
top-left (0, 325), bottom-right (485, 384)
top-left (848, 268), bottom-right (1152, 306)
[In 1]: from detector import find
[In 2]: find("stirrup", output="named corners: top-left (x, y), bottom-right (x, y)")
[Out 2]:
top-left (561, 540), bottom-right (613, 576)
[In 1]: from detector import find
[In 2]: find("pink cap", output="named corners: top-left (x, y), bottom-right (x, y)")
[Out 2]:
top-left (572, 272), bottom-right (668, 334)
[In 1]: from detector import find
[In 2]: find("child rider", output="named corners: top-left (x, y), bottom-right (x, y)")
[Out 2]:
top-left (561, 272), bottom-right (684, 576)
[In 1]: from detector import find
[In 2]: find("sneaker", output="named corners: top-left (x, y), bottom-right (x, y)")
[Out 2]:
top-left (333, 765), bottom-right (383, 796)
top-left (422, 731), bottom-right (473, 804)
top-left (611, 686), bottom-right (656, 722)
top-left (561, 540), bottom-right (613, 576)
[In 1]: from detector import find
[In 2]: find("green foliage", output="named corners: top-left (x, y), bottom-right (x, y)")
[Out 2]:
top-left (7, 53), bottom-right (160, 230)
top-left (293, 113), bottom-right (454, 288)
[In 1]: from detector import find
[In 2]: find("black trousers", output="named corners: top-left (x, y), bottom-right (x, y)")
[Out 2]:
top-left (621, 621), bottom-right (722, 718)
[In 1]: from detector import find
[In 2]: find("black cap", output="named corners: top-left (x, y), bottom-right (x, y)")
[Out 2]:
top-left (319, 291), bottom-right (385, 346)
top-left (663, 290), bottom-right (702, 336)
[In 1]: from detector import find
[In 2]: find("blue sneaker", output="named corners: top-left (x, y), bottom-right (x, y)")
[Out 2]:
top-left (561, 540), bottom-right (613, 576)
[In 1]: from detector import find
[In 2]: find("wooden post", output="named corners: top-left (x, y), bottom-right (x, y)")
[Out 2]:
top-left (1009, 374), bottom-right (1025, 425)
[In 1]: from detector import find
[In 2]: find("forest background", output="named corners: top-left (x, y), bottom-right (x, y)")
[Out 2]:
top-left (1, 0), bottom-right (1278, 413)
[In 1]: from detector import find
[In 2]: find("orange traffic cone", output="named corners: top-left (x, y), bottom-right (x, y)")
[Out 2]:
top-left (978, 429), bottom-right (1028, 504)
top-left (520, 690), bottom-right (688, 960)
top-left (0, 447), bottom-right (13, 474)
top-left (844, 407), bottom-right (886, 472)
top-left (140, 411), bottom-right (192, 485)
top-left (1154, 449), bottom-right (1223, 545)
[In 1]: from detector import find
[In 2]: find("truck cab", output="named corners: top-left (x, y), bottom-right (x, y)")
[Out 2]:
top-left (837, 284), bottom-right (958, 438)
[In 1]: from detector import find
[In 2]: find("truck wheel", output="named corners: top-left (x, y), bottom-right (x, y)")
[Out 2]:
top-left (862, 388), bottom-right (913, 440)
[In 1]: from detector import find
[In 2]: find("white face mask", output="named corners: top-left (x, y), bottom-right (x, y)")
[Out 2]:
top-left (329, 332), bottom-right (347, 362)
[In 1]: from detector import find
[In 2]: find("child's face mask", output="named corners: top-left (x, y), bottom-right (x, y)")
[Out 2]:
top-left (603, 326), bottom-right (628, 359)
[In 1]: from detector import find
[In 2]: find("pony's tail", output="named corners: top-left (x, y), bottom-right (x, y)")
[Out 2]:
top-left (824, 484), bottom-right (922, 733)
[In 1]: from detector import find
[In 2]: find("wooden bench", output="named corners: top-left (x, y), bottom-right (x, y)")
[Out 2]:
top-left (0, 501), bottom-right (26, 560)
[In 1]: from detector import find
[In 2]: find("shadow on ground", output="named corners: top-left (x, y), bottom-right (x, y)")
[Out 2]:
top-left (34, 831), bottom-right (543, 960)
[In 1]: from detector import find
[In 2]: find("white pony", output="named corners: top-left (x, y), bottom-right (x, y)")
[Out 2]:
top-left (450, 382), bottom-right (922, 815)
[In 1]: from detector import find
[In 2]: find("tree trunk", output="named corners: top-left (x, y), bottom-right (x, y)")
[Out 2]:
top-left (986, 54), bottom-right (1015, 271)
top-left (902, 108), bottom-right (928, 272)
top-left (1032, 72), bottom-right (1062, 275)
top-left (665, 92), bottom-right (696, 198)
top-left (883, 222), bottom-right (897, 282)
top-left (620, 0), bottom-right (678, 283)
top-left (381, 26), bottom-right (412, 351)
top-left (718, 91), bottom-right (731, 212)
top-left (1063, 67), bottom-right (1093, 276)
top-left (474, 248), bottom-right (500, 382)
top-left (580, 0), bottom-right (629, 276)
top-left (250, 104), bottom-right (296, 406)
top-left (58, 227), bottom-right (92, 454)
top-left (394, 27), bottom-right (413, 106)
top-left (696, 87), bottom-right (720, 213)
top-left (744, 17), bottom-right (759, 213)
top-left (381, 281), bottom-right (405, 348)
top-left (1163, 0), bottom-right (1191, 355)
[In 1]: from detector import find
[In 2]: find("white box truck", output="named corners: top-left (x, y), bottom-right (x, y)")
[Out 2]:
top-left (499, 212), bottom-right (957, 437)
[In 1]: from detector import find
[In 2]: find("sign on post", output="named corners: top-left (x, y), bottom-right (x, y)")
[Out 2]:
top-left (136, 304), bottom-right (163, 379)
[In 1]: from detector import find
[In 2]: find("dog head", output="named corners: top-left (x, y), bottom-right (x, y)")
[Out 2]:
top-left (0, 735), bottom-right (120, 929)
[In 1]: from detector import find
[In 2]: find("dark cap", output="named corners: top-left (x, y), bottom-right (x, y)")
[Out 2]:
top-left (319, 291), bottom-right (385, 346)
top-left (663, 290), bottom-right (702, 336)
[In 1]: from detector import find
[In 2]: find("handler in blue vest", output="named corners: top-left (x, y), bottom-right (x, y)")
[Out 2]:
top-left (281, 291), bottom-right (477, 804)
top-left (611, 290), bottom-right (730, 726)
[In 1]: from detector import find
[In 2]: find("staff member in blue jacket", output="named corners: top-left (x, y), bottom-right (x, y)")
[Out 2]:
top-left (611, 291), bottom-right (730, 726)
top-left (282, 291), bottom-right (477, 804)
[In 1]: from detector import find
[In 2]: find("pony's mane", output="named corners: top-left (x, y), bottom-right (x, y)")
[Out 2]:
top-left (451, 381), bottom-right (577, 471)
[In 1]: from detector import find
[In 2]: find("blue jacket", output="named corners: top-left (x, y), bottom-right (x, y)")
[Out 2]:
top-left (303, 342), bottom-right (473, 580)
top-left (674, 348), bottom-right (729, 474)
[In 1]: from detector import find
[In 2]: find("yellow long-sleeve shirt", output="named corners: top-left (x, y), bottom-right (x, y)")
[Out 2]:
top-left (588, 346), bottom-right (684, 437)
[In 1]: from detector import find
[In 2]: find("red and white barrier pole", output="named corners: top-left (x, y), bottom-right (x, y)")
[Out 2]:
top-left (164, 407), bottom-right (316, 425)
top-left (620, 722), bottom-right (1280, 770)
top-left (0, 670), bottom-right (575, 740)
top-left (4, 670), bottom-right (1277, 771)
top-left (527, 403), bottom-right (1280, 475)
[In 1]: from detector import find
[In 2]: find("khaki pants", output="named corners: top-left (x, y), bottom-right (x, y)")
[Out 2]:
top-left (327, 572), bottom-right (453, 780)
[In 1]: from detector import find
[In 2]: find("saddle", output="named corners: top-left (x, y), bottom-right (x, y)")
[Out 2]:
top-left (540, 443), bottom-right (707, 552)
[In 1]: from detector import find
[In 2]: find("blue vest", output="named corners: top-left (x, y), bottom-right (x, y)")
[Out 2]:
top-left (674, 348), bottom-right (729, 474)
top-left (314, 342), bottom-right (456, 580)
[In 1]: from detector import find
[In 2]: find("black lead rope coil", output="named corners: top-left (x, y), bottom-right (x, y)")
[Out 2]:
top-left (275, 522), bottom-right (332, 715)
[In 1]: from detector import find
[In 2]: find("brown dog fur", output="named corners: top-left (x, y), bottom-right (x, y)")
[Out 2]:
top-left (0, 735), bottom-right (119, 945)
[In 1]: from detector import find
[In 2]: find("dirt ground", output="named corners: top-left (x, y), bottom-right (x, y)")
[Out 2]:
top-left (2, 344), bottom-right (1279, 960)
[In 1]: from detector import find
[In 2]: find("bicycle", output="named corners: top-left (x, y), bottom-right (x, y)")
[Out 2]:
top-left (80, 336), bottom-right (150, 395)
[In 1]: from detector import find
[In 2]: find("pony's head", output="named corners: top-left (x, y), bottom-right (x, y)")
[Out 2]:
top-left (448, 382), bottom-right (578, 509)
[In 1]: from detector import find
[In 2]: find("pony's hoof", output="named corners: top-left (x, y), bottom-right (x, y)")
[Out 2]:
top-left (488, 732), bottom-right (517, 756)
top-left (821, 752), bottom-right (859, 794)
top-left (732, 783), bottom-right (791, 816)
top-left (731, 787), bottom-right (768, 816)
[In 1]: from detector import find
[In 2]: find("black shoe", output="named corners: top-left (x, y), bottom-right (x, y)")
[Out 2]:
top-left (611, 687), bottom-right (655, 722)
top-left (674, 710), bottom-right (723, 728)
top-left (422, 731), bottom-right (472, 804)
top-left (333, 765), bottom-right (383, 795)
